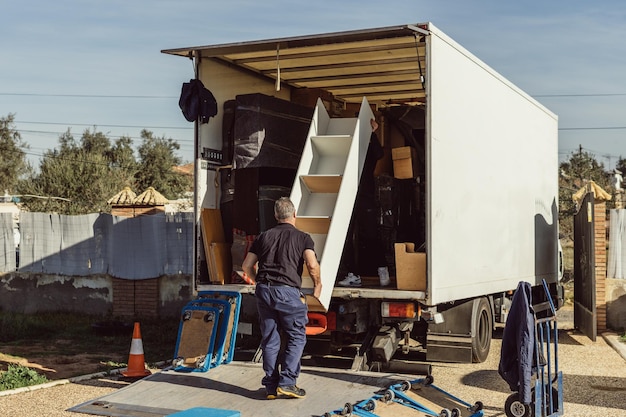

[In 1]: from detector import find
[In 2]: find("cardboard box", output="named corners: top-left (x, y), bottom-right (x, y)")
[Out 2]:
top-left (392, 146), bottom-right (418, 179)
top-left (394, 242), bottom-right (426, 291)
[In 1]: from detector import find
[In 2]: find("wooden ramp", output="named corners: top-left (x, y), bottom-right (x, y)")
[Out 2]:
top-left (69, 362), bottom-right (419, 417)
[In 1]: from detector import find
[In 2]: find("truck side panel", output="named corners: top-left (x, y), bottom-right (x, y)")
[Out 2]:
top-left (426, 25), bottom-right (559, 306)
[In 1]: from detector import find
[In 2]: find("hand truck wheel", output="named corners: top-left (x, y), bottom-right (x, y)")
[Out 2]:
top-left (504, 392), bottom-right (531, 417)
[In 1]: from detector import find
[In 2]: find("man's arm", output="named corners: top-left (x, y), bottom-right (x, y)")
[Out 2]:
top-left (242, 252), bottom-right (258, 282)
top-left (304, 249), bottom-right (322, 299)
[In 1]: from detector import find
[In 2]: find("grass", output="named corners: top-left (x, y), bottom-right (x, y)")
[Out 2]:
top-left (0, 311), bottom-right (180, 367)
top-left (0, 364), bottom-right (49, 391)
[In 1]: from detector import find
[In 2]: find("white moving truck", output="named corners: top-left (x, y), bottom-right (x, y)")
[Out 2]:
top-left (162, 22), bottom-right (560, 366)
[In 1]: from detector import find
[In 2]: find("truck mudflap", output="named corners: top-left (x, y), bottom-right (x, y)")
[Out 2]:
top-left (425, 333), bottom-right (474, 363)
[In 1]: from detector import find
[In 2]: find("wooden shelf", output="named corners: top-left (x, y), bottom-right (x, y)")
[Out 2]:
top-left (301, 175), bottom-right (342, 193)
top-left (296, 216), bottom-right (331, 234)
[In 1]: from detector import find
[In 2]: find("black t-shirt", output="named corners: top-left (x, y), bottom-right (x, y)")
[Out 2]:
top-left (250, 223), bottom-right (315, 288)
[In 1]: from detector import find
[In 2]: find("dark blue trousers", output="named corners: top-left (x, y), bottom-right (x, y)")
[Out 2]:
top-left (255, 283), bottom-right (308, 390)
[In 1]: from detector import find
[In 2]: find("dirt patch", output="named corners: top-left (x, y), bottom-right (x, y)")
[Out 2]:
top-left (0, 340), bottom-right (128, 380)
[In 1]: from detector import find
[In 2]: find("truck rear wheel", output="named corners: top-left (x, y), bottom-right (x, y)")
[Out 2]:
top-left (471, 297), bottom-right (492, 362)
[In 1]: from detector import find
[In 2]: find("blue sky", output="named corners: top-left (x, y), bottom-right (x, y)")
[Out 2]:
top-left (2, 1), bottom-right (625, 169)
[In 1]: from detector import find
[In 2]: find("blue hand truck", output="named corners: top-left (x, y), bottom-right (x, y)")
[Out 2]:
top-left (323, 375), bottom-right (484, 417)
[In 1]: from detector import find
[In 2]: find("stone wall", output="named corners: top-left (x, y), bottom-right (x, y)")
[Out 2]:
top-left (0, 273), bottom-right (193, 318)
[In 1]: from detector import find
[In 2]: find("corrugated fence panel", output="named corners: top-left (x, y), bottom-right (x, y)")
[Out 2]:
top-left (0, 213), bottom-right (15, 272)
top-left (164, 212), bottom-right (194, 275)
top-left (16, 212), bottom-right (193, 278)
top-left (44, 214), bottom-right (63, 273)
top-left (109, 213), bottom-right (167, 279)
top-left (92, 214), bottom-right (113, 274)
top-left (19, 212), bottom-right (59, 273)
top-left (59, 213), bottom-right (104, 275)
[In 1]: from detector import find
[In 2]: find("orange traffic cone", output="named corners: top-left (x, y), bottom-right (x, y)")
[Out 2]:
top-left (121, 322), bottom-right (151, 378)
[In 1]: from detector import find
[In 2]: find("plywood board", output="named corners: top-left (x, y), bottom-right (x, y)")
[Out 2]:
top-left (201, 208), bottom-right (225, 244)
top-left (201, 209), bottom-right (230, 284)
top-left (301, 175), bottom-right (342, 193)
top-left (209, 243), bottom-right (232, 284)
top-left (296, 216), bottom-right (331, 234)
top-left (174, 308), bottom-right (219, 371)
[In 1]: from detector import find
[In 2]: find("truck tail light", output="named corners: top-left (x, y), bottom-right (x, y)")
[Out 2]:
top-left (381, 302), bottom-right (418, 318)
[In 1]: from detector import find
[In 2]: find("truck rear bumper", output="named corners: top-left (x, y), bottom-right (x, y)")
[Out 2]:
top-left (197, 284), bottom-right (427, 301)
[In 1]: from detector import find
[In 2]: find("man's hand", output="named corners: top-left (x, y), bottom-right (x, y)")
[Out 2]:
top-left (313, 282), bottom-right (322, 299)
top-left (242, 252), bottom-right (258, 283)
top-left (304, 249), bottom-right (322, 299)
top-left (370, 118), bottom-right (379, 132)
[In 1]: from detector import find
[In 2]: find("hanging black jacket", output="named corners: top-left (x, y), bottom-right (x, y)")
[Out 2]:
top-left (179, 79), bottom-right (217, 123)
top-left (498, 281), bottom-right (535, 404)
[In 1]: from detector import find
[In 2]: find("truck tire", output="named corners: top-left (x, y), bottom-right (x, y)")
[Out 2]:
top-left (471, 297), bottom-right (492, 363)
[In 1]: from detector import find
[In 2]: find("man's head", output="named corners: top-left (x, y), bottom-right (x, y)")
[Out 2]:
top-left (274, 197), bottom-right (296, 223)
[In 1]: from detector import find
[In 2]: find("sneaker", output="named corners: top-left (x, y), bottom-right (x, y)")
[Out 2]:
top-left (378, 266), bottom-right (390, 287)
top-left (266, 389), bottom-right (278, 400)
top-left (277, 385), bottom-right (306, 398)
top-left (338, 273), bottom-right (361, 287)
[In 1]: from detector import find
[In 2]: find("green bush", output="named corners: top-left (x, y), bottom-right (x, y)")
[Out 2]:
top-left (0, 364), bottom-right (48, 391)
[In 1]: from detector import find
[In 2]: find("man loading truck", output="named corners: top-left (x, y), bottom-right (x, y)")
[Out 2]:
top-left (243, 197), bottom-right (322, 399)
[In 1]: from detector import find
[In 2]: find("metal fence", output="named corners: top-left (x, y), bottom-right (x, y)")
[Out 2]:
top-left (0, 211), bottom-right (193, 279)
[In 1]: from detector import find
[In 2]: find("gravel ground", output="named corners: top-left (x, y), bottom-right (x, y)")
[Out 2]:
top-left (1, 307), bottom-right (625, 417)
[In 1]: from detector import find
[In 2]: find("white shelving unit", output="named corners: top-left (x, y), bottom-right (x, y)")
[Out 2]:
top-left (290, 97), bottom-right (374, 312)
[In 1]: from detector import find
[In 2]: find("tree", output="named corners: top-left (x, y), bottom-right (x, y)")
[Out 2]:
top-left (559, 148), bottom-right (612, 241)
top-left (0, 114), bottom-right (30, 194)
top-left (17, 127), bottom-right (191, 214)
top-left (134, 129), bottom-right (191, 199)
top-left (18, 129), bottom-right (137, 214)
